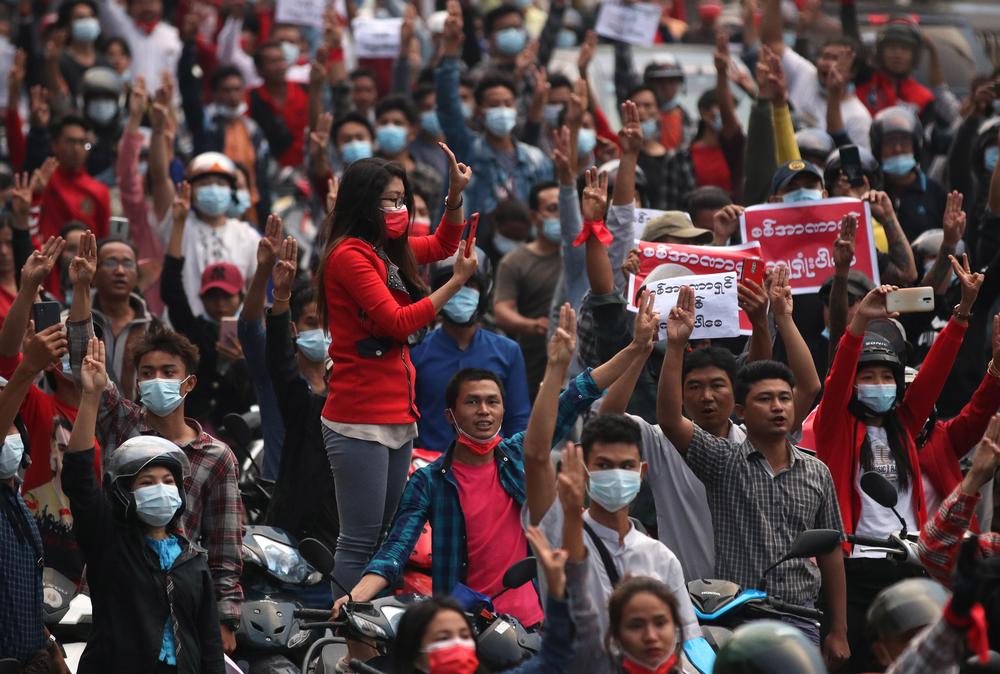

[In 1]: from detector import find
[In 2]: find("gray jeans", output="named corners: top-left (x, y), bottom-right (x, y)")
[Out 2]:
top-left (323, 426), bottom-right (412, 596)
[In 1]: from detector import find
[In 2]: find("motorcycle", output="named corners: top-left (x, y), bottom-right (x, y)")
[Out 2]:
top-left (292, 538), bottom-right (542, 674)
top-left (844, 472), bottom-right (923, 567)
top-left (688, 528), bottom-right (843, 652)
top-left (43, 567), bottom-right (91, 672)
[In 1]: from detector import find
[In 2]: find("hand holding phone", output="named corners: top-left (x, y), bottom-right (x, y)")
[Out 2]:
top-left (219, 316), bottom-right (238, 343)
top-left (885, 287), bottom-right (934, 313)
top-left (740, 257), bottom-right (766, 288)
top-left (32, 301), bottom-right (62, 332)
top-left (464, 213), bottom-right (480, 258)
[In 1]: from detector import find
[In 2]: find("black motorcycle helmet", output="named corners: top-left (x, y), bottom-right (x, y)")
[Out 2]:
top-left (870, 105), bottom-right (924, 163)
top-left (713, 620), bottom-right (827, 674)
top-left (876, 20), bottom-right (923, 71)
top-left (796, 128), bottom-right (835, 168)
top-left (824, 145), bottom-right (882, 191)
top-left (104, 435), bottom-right (190, 525)
top-left (428, 246), bottom-right (494, 324)
top-left (866, 578), bottom-right (950, 645)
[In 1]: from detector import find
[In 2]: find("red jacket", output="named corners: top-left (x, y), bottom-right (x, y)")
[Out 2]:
top-left (856, 70), bottom-right (935, 117)
top-left (38, 166), bottom-right (111, 241)
top-left (813, 318), bottom-right (966, 551)
top-left (322, 216), bottom-right (463, 425)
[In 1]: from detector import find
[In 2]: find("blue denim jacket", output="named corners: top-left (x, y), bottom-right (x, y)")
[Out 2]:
top-left (435, 57), bottom-right (553, 216)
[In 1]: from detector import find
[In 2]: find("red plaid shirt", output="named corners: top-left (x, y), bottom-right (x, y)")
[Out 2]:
top-left (96, 381), bottom-right (243, 622)
top-left (918, 485), bottom-right (1000, 587)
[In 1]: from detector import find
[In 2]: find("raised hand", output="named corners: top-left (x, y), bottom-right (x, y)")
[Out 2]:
top-left (30, 158), bottom-right (58, 196)
top-left (557, 441), bottom-right (587, 513)
top-left (309, 112), bottom-right (333, 157)
top-left (442, 0), bottom-right (464, 56)
top-left (966, 414), bottom-right (1000, 493)
top-left (712, 204), bottom-right (744, 244)
top-left (618, 100), bottom-right (642, 157)
top-left (632, 290), bottom-right (659, 351)
top-left (216, 334), bottom-right (245, 362)
top-left (737, 278), bottom-right (768, 327)
top-left (172, 181), bottom-right (191, 226)
top-left (862, 190), bottom-right (896, 226)
top-left (713, 28), bottom-right (731, 76)
top-left (942, 190), bottom-right (966, 247)
top-left (833, 214), bottom-right (857, 271)
top-left (581, 167), bottom-right (608, 222)
top-left (23, 323), bottom-right (66, 374)
top-left (10, 172), bottom-right (32, 230)
top-left (547, 303), bottom-right (577, 367)
top-left (524, 526), bottom-right (568, 599)
top-left (577, 30), bottom-right (597, 75)
top-left (853, 284), bottom-right (899, 325)
top-left (622, 247), bottom-right (641, 279)
top-left (551, 125), bottom-right (572, 182)
top-left (440, 142), bottom-right (472, 198)
top-left (451, 239), bottom-right (479, 283)
top-left (272, 236), bottom-right (298, 298)
top-left (21, 235), bottom-right (66, 289)
top-left (69, 230), bottom-right (97, 288)
top-left (29, 85), bottom-right (50, 128)
top-left (128, 76), bottom-right (149, 129)
top-left (326, 175), bottom-right (340, 214)
top-left (564, 78), bottom-right (588, 130)
top-left (257, 214), bottom-right (283, 269)
top-left (949, 253), bottom-right (984, 312)
top-left (80, 336), bottom-right (108, 395)
top-left (666, 285), bottom-right (695, 345)
top-left (767, 263), bottom-right (793, 318)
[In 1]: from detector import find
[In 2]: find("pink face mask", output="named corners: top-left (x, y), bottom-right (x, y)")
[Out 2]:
top-left (383, 206), bottom-right (410, 239)
top-left (426, 637), bottom-right (479, 674)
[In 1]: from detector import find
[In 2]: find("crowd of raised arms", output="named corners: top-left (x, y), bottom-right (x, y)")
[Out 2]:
top-left (5, 0), bottom-right (1000, 673)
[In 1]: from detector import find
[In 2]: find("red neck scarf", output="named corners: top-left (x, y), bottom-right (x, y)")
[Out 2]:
top-left (622, 653), bottom-right (678, 674)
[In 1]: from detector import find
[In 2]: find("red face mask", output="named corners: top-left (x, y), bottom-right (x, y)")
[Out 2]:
top-left (426, 637), bottom-right (479, 674)
top-left (622, 653), bottom-right (678, 674)
top-left (448, 411), bottom-right (502, 456)
top-left (383, 206), bottom-right (409, 239)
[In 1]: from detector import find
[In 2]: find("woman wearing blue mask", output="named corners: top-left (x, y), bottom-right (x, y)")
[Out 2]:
top-left (62, 337), bottom-right (224, 674)
top-left (812, 273), bottom-right (981, 672)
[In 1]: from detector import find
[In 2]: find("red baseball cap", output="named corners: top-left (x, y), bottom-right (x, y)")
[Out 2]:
top-left (199, 262), bottom-right (244, 297)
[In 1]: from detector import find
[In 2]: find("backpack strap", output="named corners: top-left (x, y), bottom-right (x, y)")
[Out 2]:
top-left (583, 520), bottom-right (620, 588)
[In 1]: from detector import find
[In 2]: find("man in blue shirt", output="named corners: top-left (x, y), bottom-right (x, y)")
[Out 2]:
top-left (412, 248), bottom-right (530, 451)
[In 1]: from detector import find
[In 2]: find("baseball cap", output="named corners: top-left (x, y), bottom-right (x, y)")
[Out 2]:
top-left (771, 159), bottom-right (825, 195)
top-left (818, 270), bottom-right (874, 305)
top-left (641, 211), bottom-right (713, 244)
top-left (199, 262), bottom-right (244, 297)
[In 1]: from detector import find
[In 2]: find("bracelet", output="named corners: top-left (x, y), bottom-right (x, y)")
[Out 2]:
top-left (989, 359), bottom-right (1000, 380)
top-left (445, 195), bottom-right (463, 211)
top-left (953, 303), bottom-right (972, 322)
top-left (273, 293), bottom-right (291, 303)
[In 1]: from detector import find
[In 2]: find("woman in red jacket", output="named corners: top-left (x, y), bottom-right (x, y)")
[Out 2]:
top-left (813, 266), bottom-right (980, 672)
top-left (315, 145), bottom-right (478, 596)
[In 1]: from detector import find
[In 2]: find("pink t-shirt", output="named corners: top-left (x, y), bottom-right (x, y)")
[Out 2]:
top-left (451, 459), bottom-right (544, 627)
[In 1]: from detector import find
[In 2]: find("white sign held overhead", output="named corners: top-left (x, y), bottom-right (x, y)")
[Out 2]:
top-left (352, 17), bottom-right (404, 59)
top-left (647, 272), bottom-right (740, 341)
top-left (275, 0), bottom-right (327, 29)
top-left (595, 0), bottom-right (661, 46)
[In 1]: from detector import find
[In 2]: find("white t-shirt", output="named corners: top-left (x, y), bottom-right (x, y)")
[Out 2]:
top-left (781, 48), bottom-right (872, 150)
top-left (852, 426), bottom-right (918, 558)
top-left (527, 499), bottom-right (702, 643)
top-left (630, 414), bottom-right (744, 582)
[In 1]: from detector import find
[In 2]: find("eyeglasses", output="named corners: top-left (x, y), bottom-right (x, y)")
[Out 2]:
top-left (100, 258), bottom-right (137, 271)
top-left (63, 138), bottom-right (93, 151)
top-left (380, 196), bottom-right (405, 209)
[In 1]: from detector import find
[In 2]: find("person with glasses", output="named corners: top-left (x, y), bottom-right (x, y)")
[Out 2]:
top-left (37, 115), bottom-right (111, 242)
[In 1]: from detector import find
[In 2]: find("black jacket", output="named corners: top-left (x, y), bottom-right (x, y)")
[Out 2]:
top-left (62, 450), bottom-right (224, 674)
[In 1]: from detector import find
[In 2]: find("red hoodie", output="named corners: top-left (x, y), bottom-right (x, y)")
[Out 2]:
top-left (322, 214), bottom-right (463, 425)
top-left (856, 70), bottom-right (935, 117)
top-left (37, 166), bottom-right (111, 241)
top-left (813, 318), bottom-right (967, 552)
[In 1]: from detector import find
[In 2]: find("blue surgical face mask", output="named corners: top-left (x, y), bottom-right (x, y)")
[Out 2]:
top-left (194, 184), bottom-right (233, 217)
top-left (484, 107), bottom-right (517, 137)
top-left (577, 128), bottom-right (597, 156)
top-left (341, 139), bottom-right (373, 165)
top-left (296, 329), bottom-right (331, 362)
top-left (782, 187), bottom-right (824, 203)
top-left (442, 287), bottom-right (480, 324)
top-left (882, 153), bottom-right (916, 177)
top-left (708, 110), bottom-right (722, 132)
top-left (540, 217), bottom-right (561, 242)
top-left (556, 28), bottom-right (577, 48)
top-left (495, 27), bottom-right (527, 56)
top-left (280, 41), bottom-right (300, 64)
top-left (133, 483), bottom-right (182, 527)
top-left (72, 17), bottom-right (101, 43)
top-left (493, 232), bottom-right (519, 255)
top-left (226, 188), bottom-right (250, 218)
top-left (460, 102), bottom-right (474, 121)
top-left (0, 433), bottom-right (24, 479)
top-left (139, 377), bottom-right (190, 417)
top-left (587, 468), bottom-right (642, 512)
top-left (420, 110), bottom-right (442, 137)
top-left (986, 146), bottom-right (999, 172)
top-left (87, 99), bottom-right (118, 126)
top-left (543, 103), bottom-right (564, 128)
top-left (856, 383), bottom-right (897, 414)
top-left (640, 118), bottom-right (658, 140)
top-left (376, 124), bottom-right (408, 155)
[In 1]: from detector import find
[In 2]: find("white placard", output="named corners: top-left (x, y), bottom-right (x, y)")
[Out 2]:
top-left (648, 272), bottom-right (740, 340)
top-left (275, 0), bottom-right (327, 29)
top-left (351, 17), bottom-right (404, 59)
top-left (595, 0), bottom-right (661, 47)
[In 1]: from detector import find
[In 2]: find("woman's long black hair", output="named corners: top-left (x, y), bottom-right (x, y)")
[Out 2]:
top-left (850, 366), bottom-right (915, 492)
top-left (389, 597), bottom-right (488, 674)
top-left (316, 158), bottom-right (427, 327)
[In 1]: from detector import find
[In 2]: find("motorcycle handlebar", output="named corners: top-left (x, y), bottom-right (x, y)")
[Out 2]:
top-left (293, 608), bottom-right (335, 620)
top-left (298, 621), bottom-right (345, 630)
top-left (846, 534), bottom-right (897, 548)
top-left (768, 598), bottom-right (823, 621)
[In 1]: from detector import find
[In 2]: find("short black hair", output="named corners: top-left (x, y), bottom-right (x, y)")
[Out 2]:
top-left (445, 369), bottom-right (506, 410)
top-left (491, 198), bottom-right (531, 225)
top-left (58, 0), bottom-right (97, 28)
top-left (734, 360), bottom-right (796, 405)
top-left (96, 236), bottom-right (138, 258)
top-left (483, 4), bottom-right (523, 35)
top-left (211, 64), bottom-right (244, 91)
top-left (290, 282), bottom-right (317, 324)
top-left (580, 414), bottom-right (643, 461)
top-left (252, 40), bottom-right (282, 69)
top-left (697, 89), bottom-right (718, 112)
top-left (332, 111), bottom-right (375, 144)
top-left (474, 72), bottom-right (516, 106)
top-left (412, 83), bottom-right (435, 107)
top-left (59, 221), bottom-right (90, 239)
top-left (626, 84), bottom-right (657, 101)
top-left (548, 73), bottom-right (572, 91)
top-left (132, 324), bottom-right (200, 375)
top-left (683, 347), bottom-right (738, 386)
top-left (52, 114), bottom-right (90, 139)
top-left (528, 180), bottom-right (559, 211)
top-left (687, 186), bottom-right (732, 218)
top-left (349, 68), bottom-right (377, 84)
top-left (375, 95), bottom-right (418, 126)
top-left (102, 36), bottom-right (131, 58)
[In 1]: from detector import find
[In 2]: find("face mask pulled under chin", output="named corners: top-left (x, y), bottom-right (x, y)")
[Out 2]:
top-left (448, 410), bottom-right (502, 456)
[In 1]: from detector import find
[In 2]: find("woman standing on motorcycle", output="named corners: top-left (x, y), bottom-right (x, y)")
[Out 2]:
top-left (812, 257), bottom-right (982, 673)
top-left (61, 338), bottom-right (224, 674)
top-left (316, 143), bottom-right (478, 598)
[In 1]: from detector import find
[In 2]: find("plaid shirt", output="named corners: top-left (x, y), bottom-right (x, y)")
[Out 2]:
top-left (0, 482), bottom-right (45, 662)
top-left (365, 370), bottom-right (602, 593)
top-left (96, 381), bottom-right (243, 623)
top-left (884, 617), bottom-right (962, 674)
top-left (687, 426), bottom-right (844, 606)
top-left (918, 486), bottom-right (1000, 586)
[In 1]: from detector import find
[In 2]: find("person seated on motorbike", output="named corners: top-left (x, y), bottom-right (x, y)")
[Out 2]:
top-left (813, 272), bottom-right (981, 672)
top-left (61, 337), bottom-right (224, 673)
top-left (866, 578), bottom-right (950, 669)
top-left (713, 621), bottom-right (827, 674)
top-left (856, 20), bottom-right (934, 118)
top-left (386, 527), bottom-right (577, 674)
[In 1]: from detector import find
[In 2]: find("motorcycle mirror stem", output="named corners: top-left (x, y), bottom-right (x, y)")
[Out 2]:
top-left (299, 537), bottom-right (354, 604)
top-left (860, 472), bottom-right (908, 536)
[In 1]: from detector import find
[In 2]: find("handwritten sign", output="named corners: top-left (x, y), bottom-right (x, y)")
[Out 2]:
top-left (648, 272), bottom-right (740, 340)
top-left (275, 0), bottom-right (327, 28)
top-left (739, 197), bottom-right (879, 294)
top-left (352, 17), bottom-right (404, 59)
top-left (595, 0), bottom-right (661, 46)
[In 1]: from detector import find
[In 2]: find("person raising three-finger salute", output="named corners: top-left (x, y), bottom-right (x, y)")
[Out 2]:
top-left (315, 142), bottom-right (477, 612)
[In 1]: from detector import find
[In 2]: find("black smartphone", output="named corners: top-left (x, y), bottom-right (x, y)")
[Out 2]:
top-left (840, 145), bottom-right (865, 188)
top-left (109, 216), bottom-right (130, 240)
top-left (32, 301), bottom-right (62, 332)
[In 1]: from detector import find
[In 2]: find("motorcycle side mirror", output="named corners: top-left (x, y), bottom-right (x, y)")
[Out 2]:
top-left (758, 529), bottom-right (841, 588)
top-left (299, 537), bottom-right (336, 576)
top-left (502, 557), bottom-right (538, 590)
top-left (860, 472), bottom-right (898, 509)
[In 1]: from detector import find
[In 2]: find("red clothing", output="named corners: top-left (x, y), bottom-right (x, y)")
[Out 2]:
top-left (813, 318), bottom-right (967, 552)
top-left (451, 459), bottom-right (543, 627)
top-left (690, 143), bottom-right (732, 193)
top-left (5, 107), bottom-right (24, 172)
top-left (658, 107), bottom-right (686, 151)
top-left (856, 70), bottom-right (935, 117)
top-left (321, 214), bottom-right (463, 425)
top-left (38, 166), bottom-right (111, 241)
top-left (249, 83), bottom-right (309, 167)
top-left (0, 285), bottom-right (14, 324)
